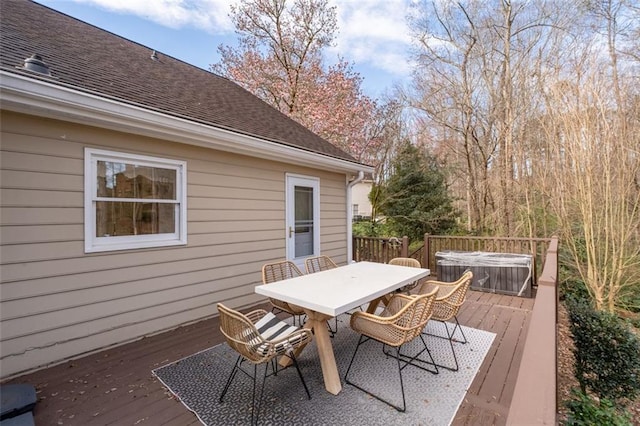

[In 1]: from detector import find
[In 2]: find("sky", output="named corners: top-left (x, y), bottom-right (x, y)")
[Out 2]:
top-left (34, 0), bottom-right (418, 99)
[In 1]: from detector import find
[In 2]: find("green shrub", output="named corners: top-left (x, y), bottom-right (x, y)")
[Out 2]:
top-left (565, 390), bottom-right (632, 426)
top-left (560, 276), bottom-right (590, 302)
top-left (565, 296), bottom-right (640, 402)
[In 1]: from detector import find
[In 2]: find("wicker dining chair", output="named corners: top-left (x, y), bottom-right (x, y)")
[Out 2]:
top-left (304, 255), bottom-right (338, 274)
top-left (262, 260), bottom-right (306, 325)
top-left (416, 269), bottom-right (474, 371)
top-left (217, 303), bottom-right (313, 425)
top-left (388, 257), bottom-right (422, 293)
top-left (344, 289), bottom-right (439, 412)
top-left (304, 255), bottom-right (339, 336)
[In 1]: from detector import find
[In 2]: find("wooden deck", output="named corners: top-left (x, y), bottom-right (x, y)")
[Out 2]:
top-left (2, 290), bottom-right (534, 425)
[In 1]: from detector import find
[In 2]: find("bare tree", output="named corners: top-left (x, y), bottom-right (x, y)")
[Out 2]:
top-left (407, 0), bottom-right (557, 235)
top-left (542, 0), bottom-right (640, 312)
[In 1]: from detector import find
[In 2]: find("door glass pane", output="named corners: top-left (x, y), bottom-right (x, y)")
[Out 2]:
top-left (294, 186), bottom-right (314, 257)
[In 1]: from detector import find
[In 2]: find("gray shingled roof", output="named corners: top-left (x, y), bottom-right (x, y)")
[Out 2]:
top-left (0, 0), bottom-right (358, 163)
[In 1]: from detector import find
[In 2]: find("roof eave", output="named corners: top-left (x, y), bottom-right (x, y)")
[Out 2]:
top-left (0, 71), bottom-right (373, 175)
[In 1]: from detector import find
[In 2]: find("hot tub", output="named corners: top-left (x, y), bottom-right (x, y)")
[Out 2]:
top-left (435, 251), bottom-right (533, 297)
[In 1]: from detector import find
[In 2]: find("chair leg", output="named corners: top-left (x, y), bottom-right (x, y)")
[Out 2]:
top-left (345, 336), bottom-right (408, 412)
top-left (344, 334), bottom-right (366, 382)
top-left (219, 355), bottom-right (242, 403)
top-left (419, 320), bottom-right (462, 372)
top-left (251, 363), bottom-right (269, 426)
top-left (394, 346), bottom-right (407, 412)
top-left (383, 334), bottom-right (439, 375)
top-left (441, 321), bottom-right (460, 372)
top-left (449, 316), bottom-right (468, 344)
top-left (289, 353), bottom-right (312, 400)
top-left (423, 316), bottom-right (468, 344)
top-left (326, 317), bottom-right (338, 337)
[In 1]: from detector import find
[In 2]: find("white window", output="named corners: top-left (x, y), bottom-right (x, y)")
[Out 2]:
top-left (352, 204), bottom-right (359, 216)
top-left (84, 148), bottom-right (187, 253)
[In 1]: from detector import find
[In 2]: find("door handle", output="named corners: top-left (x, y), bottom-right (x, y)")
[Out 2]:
top-left (289, 226), bottom-right (295, 238)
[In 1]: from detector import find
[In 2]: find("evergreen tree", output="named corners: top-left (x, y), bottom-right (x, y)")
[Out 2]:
top-left (379, 142), bottom-right (458, 240)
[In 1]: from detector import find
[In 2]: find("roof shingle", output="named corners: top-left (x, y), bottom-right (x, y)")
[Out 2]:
top-left (0, 0), bottom-right (357, 163)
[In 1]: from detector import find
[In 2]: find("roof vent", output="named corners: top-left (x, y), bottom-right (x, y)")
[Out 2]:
top-left (22, 54), bottom-right (51, 76)
top-left (151, 50), bottom-right (159, 61)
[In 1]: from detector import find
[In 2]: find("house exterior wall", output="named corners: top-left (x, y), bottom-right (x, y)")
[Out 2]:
top-left (0, 111), bottom-right (349, 378)
top-left (351, 180), bottom-right (373, 218)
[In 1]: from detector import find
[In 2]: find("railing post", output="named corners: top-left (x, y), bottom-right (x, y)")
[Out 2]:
top-left (352, 235), bottom-right (357, 262)
top-left (423, 233), bottom-right (430, 272)
top-left (401, 236), bottom-right (409, 258)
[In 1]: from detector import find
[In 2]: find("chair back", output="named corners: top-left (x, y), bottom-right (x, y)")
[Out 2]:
top-left (217, 303), bottom-right (271, 364)
top-left (261, 260), bottom-right (306, 315)
top-left (388, 257), bottom-right (421, 268)
top-left (304, 255), bottom-right (338, 274)
top-left (351, 288), bottom-right (438, 347)
top-left (262, 260), bottom-right (303, 284)
top-left (385, 289), bottom-right (438, 343)
top-left (389, 257), bottom-right (422, 292)
top-left (418, 270), bottom-right (473, 321)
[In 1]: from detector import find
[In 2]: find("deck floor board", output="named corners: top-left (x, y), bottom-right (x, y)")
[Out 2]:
top-left (3, 293), bottom-right (533, 425)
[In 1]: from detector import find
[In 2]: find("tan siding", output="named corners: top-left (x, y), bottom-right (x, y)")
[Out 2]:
top-left (1, 224), bottom-right (83, 244)
top-left (1, 207), bottom-right (83, 225)
top-left (1, 151), bottom-right (83, 174)
top-left (1, 257), bottom-right (271, 302)
top-left (0, 111), bottom-right (349, 377)
top-left (189, 185), bottom-right (282, 200)
top-left (0, 188), bottom-right (83, 207)
top-left (1, 170), bottom-right (82, 191)
top-left (189, 197), bottom-right (283, 211)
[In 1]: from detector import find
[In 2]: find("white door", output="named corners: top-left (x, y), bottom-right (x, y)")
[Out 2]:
top-left (286, 174), bottom-right (320, 269)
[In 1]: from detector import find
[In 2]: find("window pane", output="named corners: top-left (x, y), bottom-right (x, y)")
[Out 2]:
top-left (97, 161), bottom-right (176, 199)
top-left (96, 201), bottom-right (175, 237)
top-left (135, 166), bottom-right (176, 199)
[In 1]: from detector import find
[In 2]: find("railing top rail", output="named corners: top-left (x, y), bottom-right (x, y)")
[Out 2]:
top-left (426, 235), bottom-right (552, 243)
top-left (506, 236), bottom-right (558, 425)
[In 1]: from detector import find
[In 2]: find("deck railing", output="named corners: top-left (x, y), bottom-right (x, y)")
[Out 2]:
top-left (506, 236), bottom-right (558, 425)
top-left (353, 234), bottom-right (551, 285)
top-left (352, 235), bottom-right (409, 264)
top-left (352, 233), bottom-right (560, 424)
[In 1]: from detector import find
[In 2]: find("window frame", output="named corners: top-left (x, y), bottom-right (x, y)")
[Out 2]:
top-left (84, 148), bottom-right (187, 253)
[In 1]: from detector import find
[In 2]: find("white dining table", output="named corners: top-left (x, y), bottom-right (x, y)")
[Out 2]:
top-left (254, 261), bottom-right (431, 395)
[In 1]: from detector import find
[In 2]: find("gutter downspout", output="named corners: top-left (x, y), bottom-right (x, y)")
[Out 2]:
top-left (346, 171), bottom-right (365, 263)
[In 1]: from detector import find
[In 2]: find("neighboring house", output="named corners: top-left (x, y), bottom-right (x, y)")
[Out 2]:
top-left (351, 178), bottom-right (374, 220)
top-left (0, 0), bottom-right (372, 378)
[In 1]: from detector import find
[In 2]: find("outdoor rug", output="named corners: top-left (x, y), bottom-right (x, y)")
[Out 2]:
top-left (153, 313), bottom-right (495, 425)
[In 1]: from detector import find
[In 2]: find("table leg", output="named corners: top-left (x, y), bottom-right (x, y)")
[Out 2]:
top-left (305, 310), bottom-right (342, 395)
top-left (366, 294), bottom-right (392, 314)
top-left (276, 312), bottom-right (342, 394)
top-left (366, 296), bottom-right (384, 314)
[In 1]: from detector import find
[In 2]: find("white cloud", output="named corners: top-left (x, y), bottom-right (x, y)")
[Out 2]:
top-left (72, 0), bottom-right (414, 77)
top-left (74, 0), bottom-right (235, 33)
top-left (329, 0), bottom-right (414, 77)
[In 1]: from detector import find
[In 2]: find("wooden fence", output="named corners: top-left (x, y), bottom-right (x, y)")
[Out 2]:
top-left (353, 234), bottom-right (552, 286)
top-left (352, 235), bottom-right (409, 264)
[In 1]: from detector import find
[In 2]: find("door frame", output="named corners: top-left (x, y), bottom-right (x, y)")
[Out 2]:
top-left (285, 173), bottom-right (320, 268)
